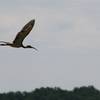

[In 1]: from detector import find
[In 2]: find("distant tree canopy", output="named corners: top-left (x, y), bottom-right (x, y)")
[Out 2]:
top-left (0, 86), bottom-right (100, 100)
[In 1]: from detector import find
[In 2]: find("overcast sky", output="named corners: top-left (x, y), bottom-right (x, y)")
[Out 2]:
top-left (0, 0), bottom-right (100, 92)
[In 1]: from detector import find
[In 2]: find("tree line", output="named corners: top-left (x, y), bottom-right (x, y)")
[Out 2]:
top-left (0, 86), bottom-right (100, 100)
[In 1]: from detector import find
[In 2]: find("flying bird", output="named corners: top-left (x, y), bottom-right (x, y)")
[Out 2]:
top-left (0, 19), bottom-right (37, 51)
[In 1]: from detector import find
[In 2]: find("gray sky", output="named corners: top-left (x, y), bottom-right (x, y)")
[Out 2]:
top-left (0, 0), bottom-right (100, 92)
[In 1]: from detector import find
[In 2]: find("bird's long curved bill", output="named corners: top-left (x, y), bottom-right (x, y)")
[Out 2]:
top-left (32, 47), bottom-right (38, 51)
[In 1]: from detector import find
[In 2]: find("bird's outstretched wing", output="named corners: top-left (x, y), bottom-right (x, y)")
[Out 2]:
top-left (13, 19), bottom-right (35, 45)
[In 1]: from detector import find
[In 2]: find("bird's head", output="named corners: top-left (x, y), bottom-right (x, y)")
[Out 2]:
top-left (25, 45), bottom-right (38, 51)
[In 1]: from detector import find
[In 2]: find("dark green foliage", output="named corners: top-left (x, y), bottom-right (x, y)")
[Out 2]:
top-left (0, 86), bottom-right (100, 100)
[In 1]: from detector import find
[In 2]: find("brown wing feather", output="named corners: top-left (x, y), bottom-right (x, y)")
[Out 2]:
top-left (13, 19), bottom-right (35, 45)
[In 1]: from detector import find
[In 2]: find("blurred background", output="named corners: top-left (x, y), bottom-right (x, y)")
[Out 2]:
top-left (0, 0), bottom-right (100, 92)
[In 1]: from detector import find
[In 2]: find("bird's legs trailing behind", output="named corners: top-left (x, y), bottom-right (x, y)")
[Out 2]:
top-left (0, 41), bottom-right (12, 46)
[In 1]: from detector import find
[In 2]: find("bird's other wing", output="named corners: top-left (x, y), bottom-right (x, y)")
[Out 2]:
top-left (13, 19), bottom-right (35, 45)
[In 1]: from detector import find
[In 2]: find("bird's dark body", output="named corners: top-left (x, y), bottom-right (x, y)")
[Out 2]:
top-left (0, 19), bottom-right (37, 50)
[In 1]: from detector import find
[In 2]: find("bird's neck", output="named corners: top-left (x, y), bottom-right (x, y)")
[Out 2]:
top-left (22, 45), bottom-right (27, 48)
